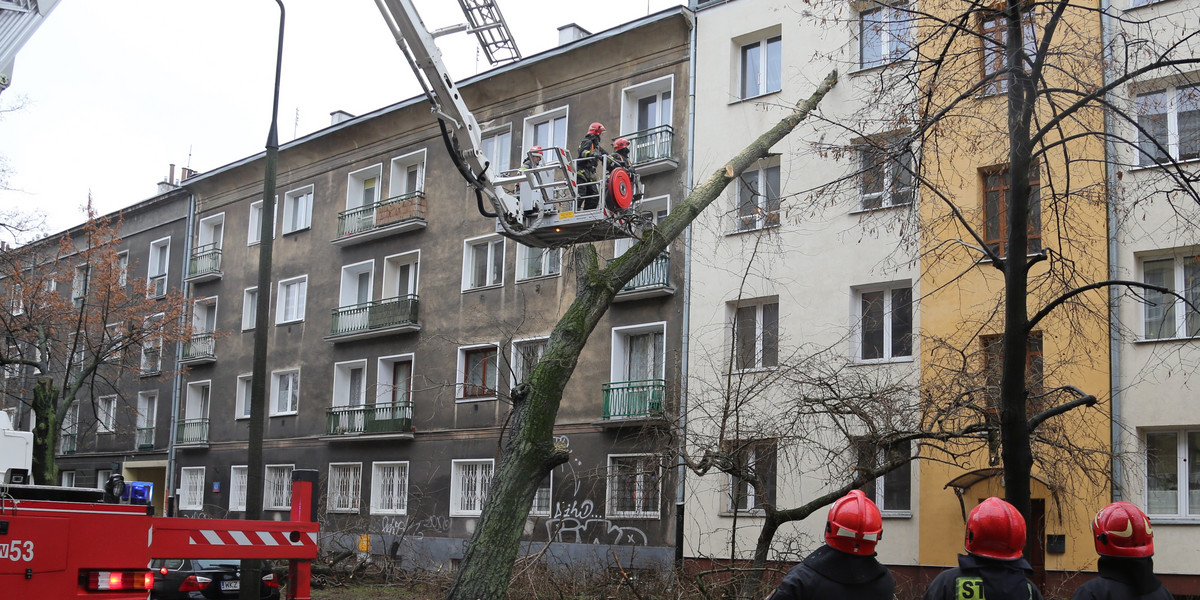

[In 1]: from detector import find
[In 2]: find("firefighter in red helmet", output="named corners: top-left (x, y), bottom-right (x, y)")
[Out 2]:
top-left (576, 122), bottom-right (608, 209)
top-left (522, 145), bottom-right (543, 170)
top-left (1071, 502), bottom-right (1173, 600)
top-left (924, 497), bottom-right (1044, 600)
top-left (766, 490), bottom-right (895, 600)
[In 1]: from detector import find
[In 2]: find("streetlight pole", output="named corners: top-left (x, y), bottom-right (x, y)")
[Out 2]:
top-left (242, 1), bottom-right (284, 598)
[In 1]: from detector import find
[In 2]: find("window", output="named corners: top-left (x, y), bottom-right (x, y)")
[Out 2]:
top-left (607, 454), bottom-right (660, 518)
top-left (147, 238), bottom-right (170, 298)
top-left (1142, 253), bottom-right (1200, 339)
top-left (612, 323), bottom-right (666, 382)
top-left (179, 467), bottom-right (205, 510)
top-left (197, 213), bottom-right (224, 250)
top-left (333, 361), bottom-right (367, 408)
top-left (370, 461), bottom-right (409, 515)
top-left (459, 345), bottom-right (498, 399)
top-left (858, 440), bottom-right (912, 514)
top-left (276, 276), bottom-right (307, 324)
top-left (339, 261), bottom-right (373, 312)
top-left (96, 469), bottom-right (112, 490)
top-left (740, 34), bottom-right (781, 99)
top-left (1137, 85), bottom-right (1200, 166)
top-left (725, 439), bottom-right (777, 513)
top-left (378, 355), bottom-right (413, 407)
top-left (271, 370), bottom-right (300, 415)
top-left (136, 391), bottom-right (156, 447)
top-left (1145, 430), bottom-right (1200, 517)
top-left (116, 251), bottom-right (129, 287)
top-left (736, 163), bottom-right (781, 231)
top-left (229, 465), bottom-right (247, 512)
top-left (4, 280), bottom-right (23, 316)
top-left (242, 287), bottom-right (258, 330)
top-left (192, 297), bottom-right (217, 335)
top-left (982, 165), bottom-right (1041, 258)
top-left (732, 301), bottom-right (778, 371)
top-left (525, 108), bottom-right (568, 163)
top-left (61, 471), bottom-right (76, 487)
top-left (235, 374), bottom-right (253, 419)
top-left (859, 140), bottom-right (915, 209)
top-left (264, 465), bottom-right (294, 510)
top-left (346, 166), bottom-right (382, 217)
top-left (328, 463), bottom-right (362, 513)
top-left (854, 284), bottom-right (913, 361)
top-left (247, 199), bottom-right (275, 245)
top-left (982, 332), bottom-right (1045, 419)
top-left (389, 151), bottom-right (425, 197)
top-left (283, 186), bottom-right (313, 234)
top-left (184, 381), bottom-right (210, 424)
top-left (620, 77), bottom-right (674, 163)
top-left (481, 129), bottom-right (512, 173)
top-left (140, 313), bottom-right (164, 374)
top-left (72, 264), bottom-right (89, 303)
top-left (531, 474), bottom-right (553, 517)
top-left (97, 395), bottom-right (116, 433)
top-left (61, 402), bottom-right (79, 453)
top-left (517, 245), bottom-right (561, 280)
top-left (512, 338), bottom-right (547, 387)
top-left (383, 252), bottom-right (419, 299)
top-left (450, 459), bottom-right (494, 517)
top-left (980, 7), bottom-right (1038, 96)
top-left (462, 236), bottom-right (504, 290)
top-left (859, 2), bottom-right (912, 68)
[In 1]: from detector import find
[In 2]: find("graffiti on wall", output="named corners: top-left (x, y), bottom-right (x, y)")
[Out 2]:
top-left (545, 499), bottom-right (648, 546)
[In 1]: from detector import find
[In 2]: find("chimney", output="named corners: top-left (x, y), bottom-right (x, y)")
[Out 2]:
top-left (158, 164), bottom-right (178, 194)
top-left (181, 167), bottom-right (198, 181)
top-left (330, 110), bottom-right (355, 126)
top-left (557, 24), bottom-right (591, 46)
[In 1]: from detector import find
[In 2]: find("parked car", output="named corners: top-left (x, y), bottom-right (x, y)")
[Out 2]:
top-left (150, 559), bottom-right (280, 600)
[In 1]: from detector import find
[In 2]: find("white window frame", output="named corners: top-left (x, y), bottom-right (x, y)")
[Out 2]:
top-left (270, 369), bottom-right (301, 416)
top-left (868, 442), bottom-right (913, 517)
top-left (282, 185), bottom-right (314, 234)
top-left (346, 165), bottom-right (383, 211)
top-left (730, 299), bottom-right (779, 372)
top-left (242, 287), bottom-right (259, 331)
top-left (184, 380), bottom-right (211, 421)
top-left (60, 471), bottom-right (76, 487)
top-left (197, 212), bottom-right (225, 249)
top-left (610, 322), bottom-right (667, 382)
top-left (737, 29), bottom-right (782, 100)
top-left (332, 360), bottom-right (368, 408)
top-left (852, 282), bottom-right (914, 363)
top-left (377, 353), bottom-right (415, 406)
top-left (370, 461), bottom-right (410, 515)
top-left (516, 244), bottom-right (561, 280)
top-left (511, 336), bottom-right (548, 389)
top-left (858, 2), bottom-right (913, 69)
top-left (263, 464), bottom-right (295, 511)
top-left (462, 234), bottom-right (505, 291)
top-left (857, 139), bottom-right (916, 210)
top-left (136, 391), bottom-right (156, 446)
top-left (147, 237), bottom-right (170, 298)
top-left (235, 374), bottom-right (253, 420)
top-left (179, 466), bottom-right (205, 510)
top-left (139, 313), bottom-right (164, 375)
top-left (1143, 429), bottom-right (1200, 519)
top-left (450, 458), bottom-right (494, 517)
top-left (724, 439), bottom-right (776, 514)
top-left (192, 296), bottom-right (218, 334)
top-left (339, 260), bottom-right (374, 308)
top-left (97, 395), bottom-right (117, 433)
top-left (457, 343), bottom-right (500, 401)
top-left (388, 150), bottom-right (426, 198)
top-left (606, 453), bottom-right (661, 519)
top-left (229, 465), bottom-right (248, 512)
top-left (276, 275), bottom-right (307, 324)
top-left (531, 472), bottom-right (553, 517)
top-left (382, 251), bottom-right (420, 299)
top-left (481, 127), bottom-right (512, 173)
top-left (116, 251), bottom-right (129, 288)
top-left (96, 469), bottom-right (112, 490)
top-left (248, 199), bottom-right (277, 245)
top-left (734, 161), bottom-right (781, 232)
top-left (620, 75), bottom-right (674, 135)
top-left (72, 264), bottom-right (89, 303)
top-left (1139, 252), bottom-right (1200, 340)
top-left (327, 462), bottom-right (363, 514)
top-left (523, 107), bottom-right (569, 164)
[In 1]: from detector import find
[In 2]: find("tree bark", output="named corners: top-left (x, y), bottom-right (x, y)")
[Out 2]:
top-left (446, 71), bottom-right (839, 600)
top-left (31, 377), bottom-right (58, 485)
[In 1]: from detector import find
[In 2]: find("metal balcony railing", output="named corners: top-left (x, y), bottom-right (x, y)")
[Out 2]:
top-left (176, 418), bottom-right (209, 444)
top-left (602, 379), bottom-right (665, 419)
top-left (330, 295), bottom-right (419, 336)
top-left (136, 427), bottom-right (155, 449)
top-left (181, 333), bottom-right (215, 361)
top-left (625, 125), bottom-right (674, 165)
top-left (337, 191), bottom-right (426, 237)
top-left (60, 432), bottom-right (77, 454)
top-left (188, 243), bottom-right (222, 277)
top-left (622, 253), bottom-right (670, 291)
top-left (325, 402), bottom-right (413, 435)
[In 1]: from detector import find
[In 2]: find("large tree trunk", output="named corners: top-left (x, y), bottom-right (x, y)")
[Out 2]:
top-left (446, 72), bottom-right (838, 600)
top-left (30, 377), bottom-right (59, 485)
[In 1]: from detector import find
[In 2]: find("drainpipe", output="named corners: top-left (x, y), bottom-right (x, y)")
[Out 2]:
top-left (675, 5), bottom-right (698, 565)
top-left (166, 190), bottom-right (197, 516)
top-left (1100, 0), bottom-right (1122, 502)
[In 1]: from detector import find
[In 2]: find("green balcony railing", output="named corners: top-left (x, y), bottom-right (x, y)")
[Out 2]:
top-left (622, 253), bottom-right (670, 291)
top-left (188, 243), bottom-right (222, 277)
top-left (330, 295), bottom-right (418, 336)
top-left (602, 379), bottom-right (665, 419)
top-left (325, 402), bottom-right (413, 435)
top-left (337, 191), bottom-right (426, 237)
top-left (60, 432), bottom-right (77, 454)
top-left (181, 333), bottom-right (215, 361)
top-left (625, 124), bottom-right (674, 165)
top-left (136, 426), bottom-right (155, 449)
top-left (177, 418), bottom-right (209, 444)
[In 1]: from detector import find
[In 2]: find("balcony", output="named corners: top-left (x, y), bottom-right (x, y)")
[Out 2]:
top-left (325, 295), bottom-right (420, 343)
top-left (613, 253), bottom-right (674, 302)
top-left (176, 418), bottom-right (209, 446)
top-left (600, 379), bottom-right (666, 426)
top-left (324, 402), bottom-right (414, 440)
top-left (625, 125), bottom-right (677, 175)
top-left (60, 433), bottom-right (77, 454)
top-left (185, 243), bottom-right (222, 283)
top-left (333, 191), bottom-right (427, 247)
top-left (136, 427), bottom-right (155, 450)
top-left (179, 333), bottom-right (216, 366)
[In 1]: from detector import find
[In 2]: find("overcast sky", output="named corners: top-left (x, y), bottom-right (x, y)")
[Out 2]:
top-left (0, 0), bottom-right (686, 237)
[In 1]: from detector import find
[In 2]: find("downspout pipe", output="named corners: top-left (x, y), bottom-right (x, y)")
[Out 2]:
top-left (676, 4), bottom-right (698, 566)
top-left (1100, 0), bottom-right (1123, 501)
top-left (166, 190), bottom-right (196, 517)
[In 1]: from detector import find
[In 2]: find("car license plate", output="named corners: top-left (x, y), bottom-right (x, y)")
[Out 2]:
top-left (221, 580), bottom-right (240, 591)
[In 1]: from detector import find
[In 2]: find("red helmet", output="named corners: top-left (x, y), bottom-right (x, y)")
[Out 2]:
top-left (1093, 502), bottom-right (1154, 558)
top-left (530, 145), bottom-right (543, 154)
top-left (824, 490), bottom-right (883, 556)
top-left (965, 497), bottom-right (1026, 560)
top-left (588, 122), bottom-right (606, 135)
top-left (613, 137), bottom-right (630, 151)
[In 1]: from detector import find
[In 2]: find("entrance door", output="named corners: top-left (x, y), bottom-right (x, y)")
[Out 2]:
top-left (1025, 499), bottom-right (1046, 591)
